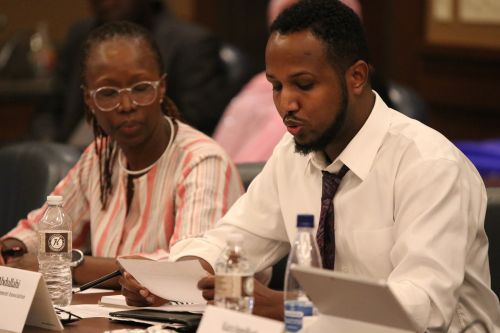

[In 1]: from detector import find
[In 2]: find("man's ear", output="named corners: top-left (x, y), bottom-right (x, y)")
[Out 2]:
top-left (345, 60), bottom-right (370, 96)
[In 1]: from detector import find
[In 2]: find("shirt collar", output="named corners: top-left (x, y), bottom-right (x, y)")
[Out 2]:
top-left (309, 92), bottom-right (391, 180)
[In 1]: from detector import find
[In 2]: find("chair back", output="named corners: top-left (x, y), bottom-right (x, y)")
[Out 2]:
top-left (486, 187), bottom-right (500, 297)
top-left (0, 142), bottom-right (81, 236)
top-left (236, 162), bottom-right (265, 190)
top-left (387, 81), bottom-right (428, 123)
top-left (219, 43), bottom-right (255, 100)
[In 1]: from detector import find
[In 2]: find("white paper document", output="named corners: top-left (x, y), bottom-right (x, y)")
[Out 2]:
top-left (118, 258), bottom-right (206, 304)
top-left (59, 303), bottom-right (120, 319)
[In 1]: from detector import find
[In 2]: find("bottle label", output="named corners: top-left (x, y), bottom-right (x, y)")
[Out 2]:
top-left (284, 300), bottom-right (314, 332)
top-left (215, 275), bottom-right (253, 299)
top-left (40, 232), bottom-right (70, 253)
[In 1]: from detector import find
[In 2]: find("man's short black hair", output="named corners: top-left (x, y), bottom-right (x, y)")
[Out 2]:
top-left (269, 0), bottom-right (370, 74)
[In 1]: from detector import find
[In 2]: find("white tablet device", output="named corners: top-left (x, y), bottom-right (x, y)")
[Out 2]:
top-left (290, 264), bottom-right (419, 333)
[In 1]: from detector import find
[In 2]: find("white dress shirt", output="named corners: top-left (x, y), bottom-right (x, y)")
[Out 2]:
top-left (171, 93), bottom-right (500, 333)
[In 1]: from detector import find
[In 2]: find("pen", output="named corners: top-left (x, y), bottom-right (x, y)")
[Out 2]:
top-left (1, 246), bottom-right (25, 258)
top-left (72, 269), bottom-right (122, 294)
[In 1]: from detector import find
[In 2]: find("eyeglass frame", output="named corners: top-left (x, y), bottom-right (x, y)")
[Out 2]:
top-left (83, 74), bottom-right (167, 112)
top-left (54, 307), bottom-right (82, 325)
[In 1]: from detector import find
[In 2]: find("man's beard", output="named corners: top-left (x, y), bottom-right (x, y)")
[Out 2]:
top-left (294, 81), bottom-right (349, 156)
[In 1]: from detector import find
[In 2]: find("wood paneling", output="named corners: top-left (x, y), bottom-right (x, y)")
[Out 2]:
top-left (360, 0), bottom-right (500, 140)
top-left (0, 0), bottom-right (90, 46)
top-left (191, 0), bottom-right (269, 70)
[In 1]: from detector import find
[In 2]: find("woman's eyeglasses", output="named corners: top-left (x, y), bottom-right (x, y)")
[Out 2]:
top-left (88, 74), bottom-right (165, 112)
top-left (54, 307), bottom-right (82, 325)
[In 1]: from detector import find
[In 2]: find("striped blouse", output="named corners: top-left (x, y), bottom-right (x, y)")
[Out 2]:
top-left (6, 122), bottom-right (244, 257)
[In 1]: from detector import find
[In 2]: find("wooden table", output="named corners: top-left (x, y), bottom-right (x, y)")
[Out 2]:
top-left (24, 291), bottom-right (146, 333)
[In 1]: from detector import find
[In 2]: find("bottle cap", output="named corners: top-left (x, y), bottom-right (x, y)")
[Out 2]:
top-left (227, 233), bottom-right (244, 245)
top-left (47, 195), bottom-right (63, 205)
top-left (297, 214), bottom-right (314, 228)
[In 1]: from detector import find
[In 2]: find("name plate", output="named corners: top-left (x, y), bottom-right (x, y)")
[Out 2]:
top-left (197, 305), bottom-right (284, 333)
top-left (0, 266), bottom-right (63, 332)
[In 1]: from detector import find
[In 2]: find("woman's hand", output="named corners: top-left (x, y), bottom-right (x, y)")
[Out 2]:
top-left (0, 238), bottom-right (27, 266)
top-left (5, 253), bottom-right (38, 271)
top-left (119, 271), bottom-right (167, 307)
top-left (197, 274), bottom-right (285, 320)
top-left (0, 241), bottom-right (6, 265)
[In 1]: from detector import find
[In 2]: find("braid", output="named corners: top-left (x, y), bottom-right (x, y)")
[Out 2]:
top-left (161, 96), bottom-right (182, 124)
top-left (81, 21), bottom-right (179, 209)
top-left (89, 108), bottom-right (117, 209)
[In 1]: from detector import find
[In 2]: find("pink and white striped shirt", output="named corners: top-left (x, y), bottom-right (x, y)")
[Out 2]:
top-left (6, 122), bottom-right (244, 257)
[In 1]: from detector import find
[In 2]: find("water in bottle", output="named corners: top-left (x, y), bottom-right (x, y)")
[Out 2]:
top-left (284, 214), bottom-right (322, 332)
top-left (214, 233), bottom-right (254, 313)
top-left (38, 195), bottom-right (72, 307)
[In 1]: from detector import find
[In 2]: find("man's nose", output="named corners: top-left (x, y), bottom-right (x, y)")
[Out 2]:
top-left (278, 88), bottom-right (299, 115)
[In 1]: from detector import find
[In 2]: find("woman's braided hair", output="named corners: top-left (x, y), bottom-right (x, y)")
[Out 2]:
top-left (80, 21), bottom-right (180, 209)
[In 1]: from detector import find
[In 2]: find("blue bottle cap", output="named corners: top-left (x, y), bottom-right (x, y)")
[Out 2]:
top-left (297, 214), bottom-right (314, 228)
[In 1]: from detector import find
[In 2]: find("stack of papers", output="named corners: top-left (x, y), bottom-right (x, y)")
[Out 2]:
top-left (117, 258), bottom-right (207, 304)
top-left (61, 259), bottom-right (208, 326)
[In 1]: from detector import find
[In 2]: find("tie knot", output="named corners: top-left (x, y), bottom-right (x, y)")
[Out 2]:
top-left (321, 165), bottom-right (349, 200)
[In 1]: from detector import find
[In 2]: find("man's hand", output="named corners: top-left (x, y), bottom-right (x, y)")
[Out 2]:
top-left (119, 271), bottom-right (167, 307)
top-left (197, 275), bottom-right (215, 303)
top-left (197, 274), bottom-right (285, 321)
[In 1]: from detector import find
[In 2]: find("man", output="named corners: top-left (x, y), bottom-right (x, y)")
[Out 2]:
top-left (121, 1), bottom-right (500, 332)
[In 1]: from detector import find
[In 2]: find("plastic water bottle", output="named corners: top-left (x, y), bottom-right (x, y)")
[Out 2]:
top-left (284, 214), bottom-right (322, 332)
top-left (37, 195), bottom-right (72, 307)
top-left (214, 233), bottom-right (254, 313)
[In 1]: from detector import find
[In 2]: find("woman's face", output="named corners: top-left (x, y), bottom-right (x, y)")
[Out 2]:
top-left (83, 37), bottom-right (166, 149)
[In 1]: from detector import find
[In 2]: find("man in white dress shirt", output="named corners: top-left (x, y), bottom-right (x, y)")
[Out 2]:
top-left (121, 1), bottom-right (500, 331)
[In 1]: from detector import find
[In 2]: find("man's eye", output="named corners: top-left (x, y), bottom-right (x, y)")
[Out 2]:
top-left (297, 83), bottom-right (313, 91)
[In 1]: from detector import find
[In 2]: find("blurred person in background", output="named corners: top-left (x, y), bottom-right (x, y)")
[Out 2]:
top-left (33, 0), bottom-right (232, 146)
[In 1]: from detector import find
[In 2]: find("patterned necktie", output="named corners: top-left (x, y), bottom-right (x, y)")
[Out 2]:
top-left (316, 165), bottom-right (349, 269)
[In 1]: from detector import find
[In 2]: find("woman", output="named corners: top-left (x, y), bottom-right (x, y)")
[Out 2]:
top-left (0, 21), bottom-right (243, 287)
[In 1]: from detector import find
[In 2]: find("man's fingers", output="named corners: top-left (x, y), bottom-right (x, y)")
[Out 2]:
top-left (197, 275), bottom-right (215, 289)
top-left (119, 272), bottom-right (142, 289)
top-left (202, 289), bottom-right (214, 300)
top-left (198, 275), bottom-right (215, 301)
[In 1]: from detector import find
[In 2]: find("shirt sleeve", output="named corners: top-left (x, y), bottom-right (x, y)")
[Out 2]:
top-left (168, 154), bottom-right (243, 248)
top-left (4, 148), bottom-right (93, 254)
top-left (388, 157), bottom-right (486, 332)
top-left (170, 148), bottom-right (291, 271)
